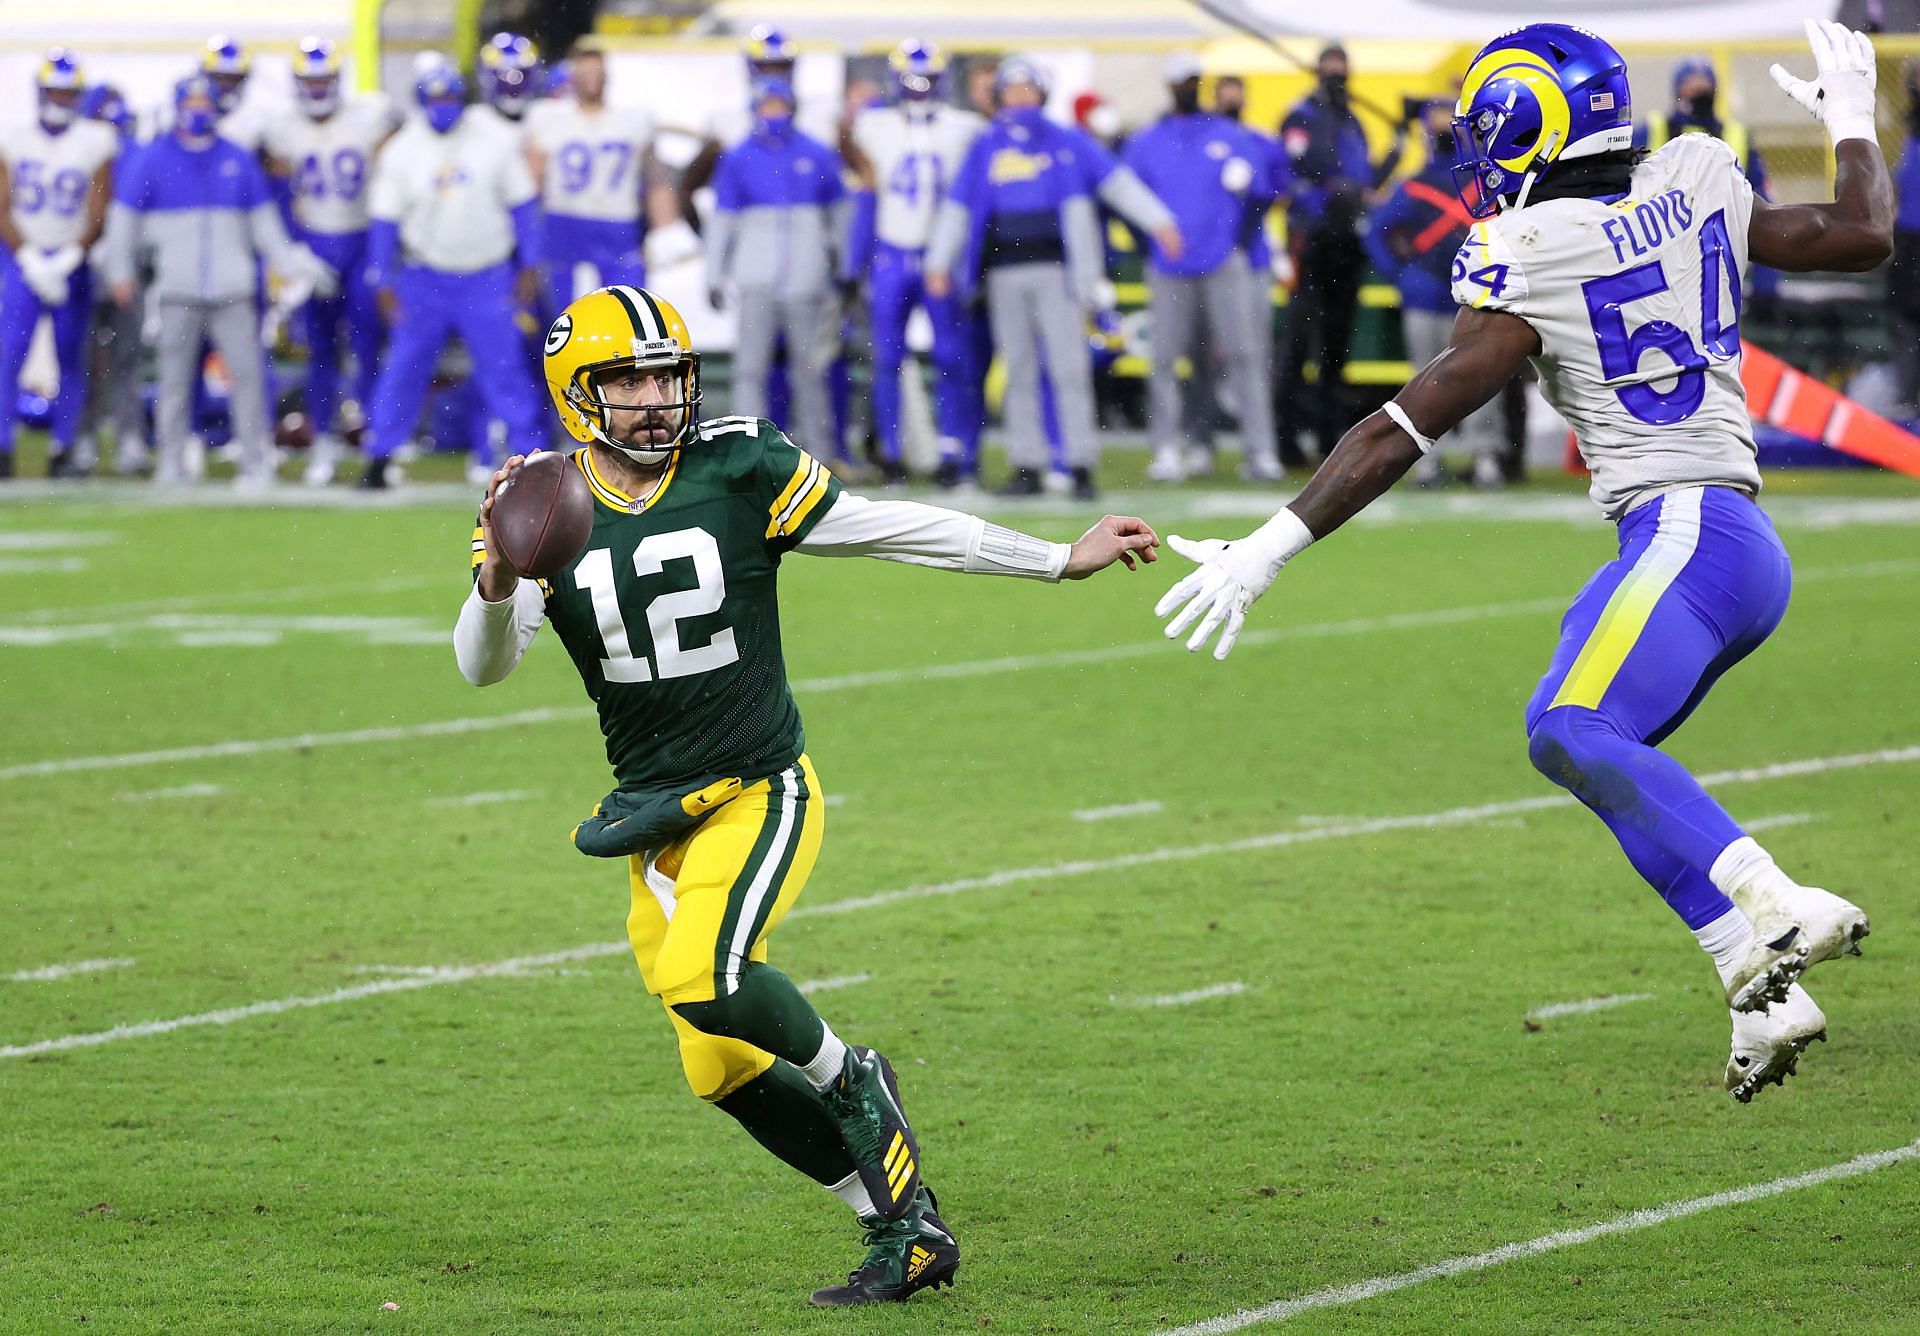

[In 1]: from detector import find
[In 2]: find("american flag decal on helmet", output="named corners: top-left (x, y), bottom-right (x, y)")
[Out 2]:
top-left (1590, 92), bottom-right (1616, 110)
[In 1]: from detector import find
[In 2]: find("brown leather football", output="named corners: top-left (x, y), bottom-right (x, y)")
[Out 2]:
top-left (489, 452), bottom-right (595, 578)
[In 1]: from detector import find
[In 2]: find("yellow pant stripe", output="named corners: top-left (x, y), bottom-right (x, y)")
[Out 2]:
top-left (1550, 489), bottom-right (1704, 711)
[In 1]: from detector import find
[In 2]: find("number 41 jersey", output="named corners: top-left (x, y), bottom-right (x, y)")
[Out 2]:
top-left (539, 418), bottom-right (842, 798)
top-left (1451, 134), bottom-right (1758, 520)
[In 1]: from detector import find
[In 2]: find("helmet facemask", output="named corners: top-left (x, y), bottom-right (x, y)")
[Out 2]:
top-left (566, 348), bottom-right (703, 466)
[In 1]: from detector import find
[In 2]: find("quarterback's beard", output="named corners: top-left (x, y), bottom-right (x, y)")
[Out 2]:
top-left (604, 407), bottom-right (683, 464)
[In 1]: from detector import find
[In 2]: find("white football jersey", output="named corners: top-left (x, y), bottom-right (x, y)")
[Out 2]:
top-left (852, 104), bottom-right (984, 251)
top-left (524, 100), bottom-right (655, 222)
top-left (1, 119), bottom-right (117, 249)
top-left (367, 110), bottom-right (538, 274)
top-left (264, 98), bottom-right (399, 235)
top-left (1452, 135), bottom-right (1758, 520)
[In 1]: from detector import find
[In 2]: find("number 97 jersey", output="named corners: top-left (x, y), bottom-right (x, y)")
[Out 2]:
top-left (1451, 134), bottom-right (1759, 520)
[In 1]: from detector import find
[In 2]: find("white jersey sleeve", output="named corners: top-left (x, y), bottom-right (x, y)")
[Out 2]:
top-left (527, 101), bottom-right (653, 223)
top-left (1454, 135), bottom-right (1759, 520)
top-left (2, 120), bottom-right (117, 249)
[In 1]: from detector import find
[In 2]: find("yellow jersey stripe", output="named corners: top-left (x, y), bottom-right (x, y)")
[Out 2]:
top-left (1550, 490), bottom-right (1704, 711)
top-left (767, 455), bottom-right (815, 529)
top-left (781, 470), bottom-right (831, 536)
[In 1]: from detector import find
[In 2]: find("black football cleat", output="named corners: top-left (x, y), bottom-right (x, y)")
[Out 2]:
top-left (0, 451), bottom-right (13, 480)
top-left (356, 457), bottom-right (390, 491)
top-left (823, 1045), bottom-right (921, 1222)
top-left (810, 1188), bottom-right (959, 1307)
top-left (993, 467), bottom-right (1043, 497)
top-left (47, 449), bottom-right (91, 479)
top-left (1069, 466), bottom-right (1096, 501)
top-left (877, 459), bottom-right (910, 489)
top-left (933, 459), bottom-right (969, 491)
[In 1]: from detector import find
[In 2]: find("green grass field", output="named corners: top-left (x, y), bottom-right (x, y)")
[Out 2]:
top-left (2, 456), bottom-right (1917, 1334)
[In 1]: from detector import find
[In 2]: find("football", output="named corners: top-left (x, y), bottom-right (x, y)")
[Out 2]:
top-left (489, 451), bottom-right (595, 578)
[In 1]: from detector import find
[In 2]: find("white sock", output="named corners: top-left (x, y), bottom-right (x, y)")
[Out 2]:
top-left (798, 1026), bottom-right (849, 1092)
top-left (827, 1169), bottom-right (876, 1219)
top-left (1694, 905), bottom-right (1757, 990)
top-left (1708, 836), bottom-right (1779, 898)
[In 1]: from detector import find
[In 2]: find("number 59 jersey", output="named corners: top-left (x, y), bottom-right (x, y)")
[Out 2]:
top-left (537, 418), bottom-right (842, 798)
top-left (1451, 135), bottom-right (1758, 520)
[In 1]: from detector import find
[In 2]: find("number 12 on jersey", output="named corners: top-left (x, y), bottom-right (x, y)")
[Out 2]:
top-left (1580, 207), bottom-right (1741, 427)
top-left (575, 529), bottom-right (740, 683)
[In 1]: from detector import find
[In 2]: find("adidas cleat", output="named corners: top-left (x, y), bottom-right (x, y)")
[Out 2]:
top-left (810, 1189), bottom-right (959, 1307)
top-left (1727, 984), bottom-right (1827, 1103)
top-left (823, 1045), bottom-right (921, 1222)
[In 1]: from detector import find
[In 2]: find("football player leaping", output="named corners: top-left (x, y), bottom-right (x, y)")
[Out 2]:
top-left (454, 285), bottom-right (1157, 1303)
top-left (1155, 21), bottom-right (1887, 1102)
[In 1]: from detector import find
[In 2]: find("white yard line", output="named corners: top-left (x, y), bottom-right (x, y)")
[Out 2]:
top-left (5, 741), bottom-right (1910, 1062)
top-left (0, 530), bottom-right (118, 551)
top-left (795, 744), bottom-right (1920, 919)
top-left (1743, 811), bottom-right (1817, 834)
top-left (117, 783), bottom-right (223, 802)
top-left (6, 573), bottom-right (443, 626)
top-left (1157, 1139), bottom-right (1920, 1335)
top-left (5, 957), bottom-right (136, 983)
top-left (424, 789), bottom-right (540, 808)
top-left (1074, 800), bottom-right (1166, 823)
top-left (1526, 992), bottom-right (1656, 1021)
top-left (0, 557), bottom-right (89, 574)
top-left (0, 951), bottom-right (868, 1060)
top-left (1115, 981), bottom-right (1248, 1007)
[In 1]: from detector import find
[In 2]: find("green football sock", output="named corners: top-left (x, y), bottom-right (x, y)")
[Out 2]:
top-left (671, 962), bottom-right (827, 1066)
top-left (714, 1059), bottom-right (857, 1186)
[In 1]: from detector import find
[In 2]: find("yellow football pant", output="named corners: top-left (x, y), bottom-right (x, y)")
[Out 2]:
top-left (626, 755), bottom-right (825, 1101)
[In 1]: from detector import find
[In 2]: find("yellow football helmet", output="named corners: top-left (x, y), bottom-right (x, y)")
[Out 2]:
top-left (543, 286), bottom-right (702, 458)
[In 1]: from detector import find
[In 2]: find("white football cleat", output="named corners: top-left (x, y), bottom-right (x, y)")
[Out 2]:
top-left (303, 434), bottom-right (343, 487)
top-left (1785, 883), bottom-right (1871, 967)
top-left (1238, 453), bottom-right (1286, 484)
top-left (1726, 983), bottom-right (1827, 1103)
top-left (1724, 880), bottom-right (1812, 1013)
top-left (1146, 449), bottom-right (1186, 484)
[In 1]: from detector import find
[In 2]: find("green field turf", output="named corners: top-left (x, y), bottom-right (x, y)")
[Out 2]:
top-left (2, 461), bottom-right (1917, 1334)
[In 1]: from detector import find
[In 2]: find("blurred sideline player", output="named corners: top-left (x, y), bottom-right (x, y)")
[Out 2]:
top-left (455, 284), bottom-right (1157, 1303)
top-left (1157, 21), bottom-right (1884, 1102)
top-left (203, 35), bottom-right (267, 153)
top-left (524, 41), bottom-right (656, 314)
top-left (361, 60), bottom-right (544, 489)
top-left (477, 32), bottom-right (543, 128)
top-left (845, 41), bottom-right (984, 486)
top-left (0, 48), bottom-right (117, 480)
top-left (685, 25), bottom-right (840, 192)
top-left (75, 81), bottom-right (146, 476)
top-left (264, 38), bottom-right (398, 486)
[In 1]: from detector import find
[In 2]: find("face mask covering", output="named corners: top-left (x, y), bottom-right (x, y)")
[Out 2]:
top-left (1172, 85), bottom-right (1201, 115)
top-left (179, 106), bottom-right (218, 138)
top-left (40, 100), bottom-right (76, 130)
top-left (1321, 73), bottom-right (1348, 107)
top-left (425, 100), bottom-right (463, 134)
top-left (1005, 105), bottom-right (1047, 130)
top-left (1685, 91), bottom-right (1716, 122)
top-left (757, 111), bottom-right (793, 135)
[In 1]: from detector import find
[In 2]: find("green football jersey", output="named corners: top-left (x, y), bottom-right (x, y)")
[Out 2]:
top-left (485, 417), bottom-right (842, 799)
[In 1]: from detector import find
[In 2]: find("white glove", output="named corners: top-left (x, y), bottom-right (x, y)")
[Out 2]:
top-left (1087, 277), bottom-right (1117, 315)
top-left (43, 244), bottom-right (84, 281)
top-left (1770, 18), bottom-right (1878, 146)
top-left (19, 248), bottom-right (71, 305)
top-left (1152, 510), bottom-right (1315, 661)
top-left (1221, 156), bottom-right (1254, 195)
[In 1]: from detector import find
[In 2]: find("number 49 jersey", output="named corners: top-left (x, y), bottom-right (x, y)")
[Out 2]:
top-left (263, 98), bottom-right (400, 237)
top-left (537, 418), bottom-right (842, 797)
top-left (1451, 134), bottom-right (1758, 520)
top-left (852, 104), bottom-right (985, 251)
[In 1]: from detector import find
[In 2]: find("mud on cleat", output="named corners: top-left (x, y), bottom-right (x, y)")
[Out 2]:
top-left (809, 1189), bottom-right (960, 1307)
top-left (823, 1045), bottom-right (921, 1222)
top-left (1723, 888), bottom-right (1810, 1013)
top-left (1788, 884), bottom-right (1871, 967)
top-left (1727, 983), bottom-right (1827, 1103)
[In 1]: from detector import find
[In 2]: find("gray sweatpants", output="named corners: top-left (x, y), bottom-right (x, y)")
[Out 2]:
top-left (987, 262), bottom-right (1096, 470)
top-left (1402, 307), bottom-right (1503, 458)
top-left (155, 298), bottom-right (269, 477)
top-left (79, 284), bottom-right (148, 465)
top-left (1149, 259), bottom-right (1277, 463)
top-left (731, 287), bottom-right (839, 458)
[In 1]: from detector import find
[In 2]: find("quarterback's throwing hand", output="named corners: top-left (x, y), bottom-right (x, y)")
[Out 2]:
top-left (475, 453), bottom-right (529, 600)
top-left (1063, 514), bottom-right (1160, 579)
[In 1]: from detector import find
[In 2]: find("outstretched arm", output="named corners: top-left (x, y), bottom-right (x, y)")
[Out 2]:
top-left (796, 493), bottom-right (1158, 581)
top-left (1154, 305), bottom-right (1538, 658)
top-left (1750, 19), bottom-right (1892, 274)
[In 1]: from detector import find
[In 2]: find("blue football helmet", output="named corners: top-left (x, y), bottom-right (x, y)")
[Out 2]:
top-left (479, 32), bottom-right (542, 115)
top-left (417, 62), bottom-right (468, 134)
top-left (201, 35), bottom-right (251, 113)
top-left (37, 47), bottom-right (86, 128)
top-left (890, 40), bottom-right (947, 102)
top-left (1450, 24), bottom-right (1632, 218)
top-left (294, 37), bottom-right (342, 117)
top-left (80, 82), bottom-right (133, 138)
top-left (744, 23), bottom-right (794, 75)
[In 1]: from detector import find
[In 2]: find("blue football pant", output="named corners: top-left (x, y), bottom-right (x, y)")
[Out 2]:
top-left (300, 229), bottom-right (381, 435)
top-left (366, 263), bottom-right (544, 461)
top-left (1525, 486), bottom-right (1793, 929)
top-left (867, 241), bottom-right (981, 465)
top-left (544, 214), bottom-right (644, 317)
top-left (0, 257), bottom-right (93, 452)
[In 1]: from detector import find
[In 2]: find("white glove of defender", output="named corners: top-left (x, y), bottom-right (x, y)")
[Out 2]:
top-left (1153, 511), bottom-right (1314, 661)
top-left (1771, 18), bottom-right (1878, 146)
top-left (18, 248), bottom-right (72, 305)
